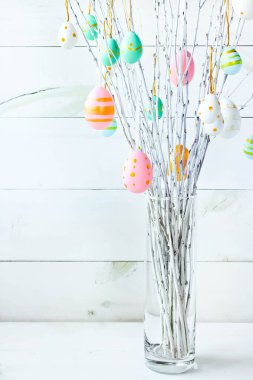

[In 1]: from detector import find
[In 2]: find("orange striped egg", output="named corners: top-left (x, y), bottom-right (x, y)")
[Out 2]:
top-left (84, 87), bottom-right (115, 130)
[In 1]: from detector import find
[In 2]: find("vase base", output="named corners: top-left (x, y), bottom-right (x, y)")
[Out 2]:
top-left (145, 344), bottom-right (195, 374)
top-left (145, 357), bottom-right (195, 374)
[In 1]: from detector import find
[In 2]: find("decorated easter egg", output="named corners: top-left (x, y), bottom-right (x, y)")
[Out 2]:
top-left (84, 14), bottom-right (98, 40)
top-left (220, 97), bottom-right (241, 139)
top-left (169, 145), bottom-right (189, 181)
top-left (202, 116), bottom-right (224, 136)
top-left (57, 22), bottom-right (78, 49)
top-left (243, 135), bottom-right (253, 159)
top-left (232, 0), bottom-right (253, 20)
top-left (102, 118), bottom-right (117, 137)
top-left (170, 50), bottom-right (195, 86)
top-left (84, 86), bottom-right (115, 130)
top-left (120, 32), bottom-right (143, 64)
top-left (122, 150), bottom-right (153, 193)
top-left (145, 96), bottom-right (163, 121)
top-left (101, 38), bottom-right (120, 66)
top-left (220, 47), bottom-right (242, 75)
top-left (198, 93), bottom-right (221, 124)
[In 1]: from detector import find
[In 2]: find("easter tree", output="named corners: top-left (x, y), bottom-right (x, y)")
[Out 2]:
top-left (58, 0), bottom-right (253, 374)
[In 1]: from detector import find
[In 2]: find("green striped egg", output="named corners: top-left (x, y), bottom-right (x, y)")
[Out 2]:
top-left (220, 47), bottom-right (242, 75)
top-left (102, 118), bottom-right (117, 137)
top-left (145, 96), bottom-right (163, 121)
top-left (243, 135), bottom-right (253, 160)
top-left (83, 14), bottom-right (98, 41)
top-left (120, 31), bottom-right (143, 64)
top-left (101, 38), bottom-right (120, 67)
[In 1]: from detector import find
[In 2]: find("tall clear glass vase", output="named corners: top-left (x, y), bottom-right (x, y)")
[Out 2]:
top-left (145, 195), bottom-right (196, 374)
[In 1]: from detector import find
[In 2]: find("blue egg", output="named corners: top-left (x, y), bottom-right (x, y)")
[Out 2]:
top-left (102, 118), bottom-right (117, 137)
top-left (220, 47), bottom-right (242, 75)
top-left (101, 38), bottom-right (120, 66)
top-left (145, 96), bottom-right (163, 121)
top-left (120, 32), bottom-right (143, 64)
top-left (243, 135), bottom-right (253, 159)
top-left (83, 14), bottom-right (98, 41)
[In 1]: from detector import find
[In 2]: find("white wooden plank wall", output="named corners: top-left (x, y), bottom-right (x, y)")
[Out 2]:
top-left (0, 0), bottom-right (253, 322)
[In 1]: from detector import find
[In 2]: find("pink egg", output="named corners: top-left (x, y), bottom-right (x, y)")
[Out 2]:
top-left (170, 49), bottom-right (195, 86)
top-left (84, 86), bottom-right (115, 130)
top-left (122, 150), bottom-right (153, 193)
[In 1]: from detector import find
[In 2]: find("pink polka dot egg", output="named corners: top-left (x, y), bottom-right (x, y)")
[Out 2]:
top-left (122, 151), bottom-right (153, 193)
top-left (170, 49), bottom-right (195, 86)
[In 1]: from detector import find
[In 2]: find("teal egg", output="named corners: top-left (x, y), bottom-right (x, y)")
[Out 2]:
top-left (145, 96), bottom-right (163, 121)
top-left (120, 31), bottom-right (143, 64)
top-left (102, 118), bottom-right (117, 137)
top-left (83, 14), bottom-right (98, 41)
top-left (243, 135), bottom-right (253, 160)
top-left (220, 47), bottom-right (242, 75)
top-left (101, 38), bottom-right (120, 66)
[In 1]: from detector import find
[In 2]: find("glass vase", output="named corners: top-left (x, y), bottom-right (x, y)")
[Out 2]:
top-left (144, 194), bottom-right (196, 374)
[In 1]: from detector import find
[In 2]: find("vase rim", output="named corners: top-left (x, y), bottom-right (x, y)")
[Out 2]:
top-left (148, 193), bottom-right (196, 201)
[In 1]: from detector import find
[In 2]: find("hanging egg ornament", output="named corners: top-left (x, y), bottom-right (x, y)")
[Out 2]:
top-left (198, 93), bottom-right (221, 124)
top-left (101, 38), bottom-right (120, 67)
top-left (220, 47), bottom-right (242, 75)
top-left (120, 32), bottom-right (143, 64)
top-left (170, 50), bottom-right (195, 86)
top-left (57, 22), bottom-right (78, 49)
top-left (243, 136), bottom-right (253, 159)
top-left (102, 118), bottom-right (117, 137)
top-left (202, 116), bottom-right (224, 137)
top-left (122, 151), bottom-right (153, 193)
top-left (220, 97), bottom-right (241, 139)
top-left (169, 145), bottom-right (189, 181)
top-left (232, 0), bottom-right (253, 20)
top-left (145, 96), bottom-right (163, 121)
top-left (84, 86), bottom-right (115, 130)
top-left (84, 14), bottom-right (98, 40)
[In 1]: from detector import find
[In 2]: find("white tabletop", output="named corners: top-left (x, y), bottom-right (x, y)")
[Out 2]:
top-left (0, 322), bottom-right (252, 379)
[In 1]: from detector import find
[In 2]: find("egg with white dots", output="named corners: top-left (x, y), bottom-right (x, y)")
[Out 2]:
top-left (198, 93), bottom-right (221, 124)
top-left (220, 97), bottom-right (241, 139)
top-left (232, 0), bottom-right (253, 20)
top-left (102, 118), bottom-right (117, 137)
top-left (202, 116), bottom-right (224, 137)
top-left (58, 22), bottom-right (78, 49)
top-left (243, 136), bottom-right (253, 160)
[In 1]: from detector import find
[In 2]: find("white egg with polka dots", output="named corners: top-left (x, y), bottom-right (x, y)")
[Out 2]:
top-left (57, 21), bottom-right (78, 49)
top-left (202, 116), bottom-right (224, 137)
top-left (198, 93), bottom-right (221, 124)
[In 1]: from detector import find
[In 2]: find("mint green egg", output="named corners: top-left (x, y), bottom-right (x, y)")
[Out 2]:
top-left (101, 38), bottom-right (120, 66)
top-left (84, 14), bottom-right (98, 41)
top-left (243, 135), bottom-right (253, 160)
top-left (145, 96), bottom-right (163, 121)
top-left (120, 31), bottom-right (143, 64)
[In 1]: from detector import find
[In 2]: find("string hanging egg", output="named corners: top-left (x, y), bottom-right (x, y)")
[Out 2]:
top-left (232, 0), bottom-right (253, 20)
top-left (220, 47), bottom-right (242, 75)
top-left (102, 38), bottom-right (120, 67)
top-left (170, 50), bottom-right (195, 86)
top-left (198, 93), bottom-right (221, 124)
top-left (102, 118), bottom-right (117, 137)
top-left (202, 117), bottom-right (224, 136)
top-left (220, 97), bottom-right (241, 139)
top-left (145, 96), bottom-right (163, 121)
top-left (243, 136), bottom-right (253, 159)
top-left (122, 151), bottom-right (153, 193)
top-left (57, 22), bottom-right (78, 49)
top-left (120, 32), bottom-right (143, 64)
top-left (84, 14), bottom-right (98, 41)
top-left (84, 86), bottom-right (115, 130)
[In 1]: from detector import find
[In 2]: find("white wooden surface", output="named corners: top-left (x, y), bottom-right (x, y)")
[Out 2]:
top-left (0, 322), bottom-right (252, 379)
top-left (0, 0), bottom-right (253, 321)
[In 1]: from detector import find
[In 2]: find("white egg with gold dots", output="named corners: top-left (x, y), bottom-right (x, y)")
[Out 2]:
top-left (202, 116), bottom-right (224, 137)
top-left (198, 93), bottom-right (221, 124)
top-left (220, 97), bottom-right (241, 139)
top-left (58, 21), bottom-right (78, 49)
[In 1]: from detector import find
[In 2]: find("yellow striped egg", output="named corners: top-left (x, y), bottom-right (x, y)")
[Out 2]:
top-left (243, 136), bottom-right (253, 160)
top-left (220, 47), bottom-right (242, 75)
top-left (84, 87), bottom-right (115, 130)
